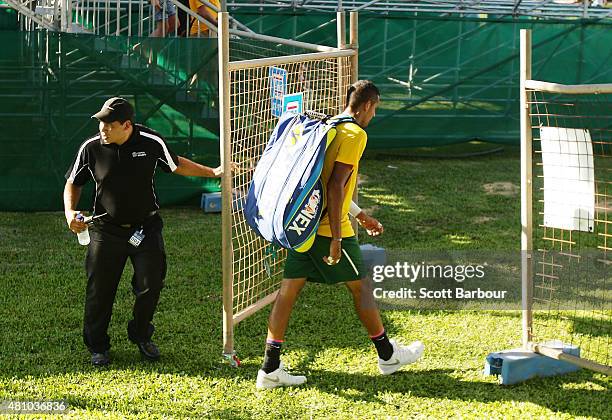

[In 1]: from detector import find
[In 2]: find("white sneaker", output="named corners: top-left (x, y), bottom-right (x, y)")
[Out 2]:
top-left (378, 339), bottom-right (424, 375)
top-left (256, 361), bottom-right (307, 389)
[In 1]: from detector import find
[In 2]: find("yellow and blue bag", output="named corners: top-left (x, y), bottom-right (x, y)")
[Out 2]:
top-left (245, 111), bottom-right (355, 252)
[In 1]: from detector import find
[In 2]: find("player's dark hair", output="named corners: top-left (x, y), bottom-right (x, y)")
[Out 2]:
top-left (346, 80), bottom-right (379, 110)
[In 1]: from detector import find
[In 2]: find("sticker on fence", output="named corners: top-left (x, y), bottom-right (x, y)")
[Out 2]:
top-left (540, 126), bottom-right (595, 232)
top-left (269, 67), bottom-right (287, 117)
top-left (283, 93), bottom-right (303, 114)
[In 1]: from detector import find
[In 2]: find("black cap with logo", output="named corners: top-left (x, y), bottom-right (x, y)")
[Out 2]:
top-left (92, 97), bottom-right (134, 123)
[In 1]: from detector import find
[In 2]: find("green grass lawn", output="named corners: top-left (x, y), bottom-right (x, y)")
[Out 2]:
top-left (0, 146), bottom-right (610, 419)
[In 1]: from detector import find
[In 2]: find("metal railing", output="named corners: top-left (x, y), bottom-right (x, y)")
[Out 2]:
top-left (5, 0), bottom-right (226, 36)
top-left (10, 0), bottom-right (612, 38)
top-left (5, 0), bottom-right (343, 52)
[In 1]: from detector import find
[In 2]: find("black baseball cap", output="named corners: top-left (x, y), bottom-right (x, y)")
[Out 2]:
top-left (92, 97), bottom-right (134, 123)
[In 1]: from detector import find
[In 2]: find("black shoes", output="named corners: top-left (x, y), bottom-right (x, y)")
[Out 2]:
top-left (89, 341), bottom-right (159, 366)
top-left (127, 322), bottom-right (159, 361)
top-left (135, 340), bottom-right (161, 361)
top-left (90, 342), bottom-right (159, 365)
top-left (91, 351), bottom-right (110, 367)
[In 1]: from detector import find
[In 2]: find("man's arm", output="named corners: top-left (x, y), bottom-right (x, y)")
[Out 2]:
top-left (173, 156), bottom-right (222, 177)
top-left (350, 202), bottom-right (384, 236)
top-left (63, 180), bottom-right (87, 233)
top-left (324, 162), bottom-right (354, 265)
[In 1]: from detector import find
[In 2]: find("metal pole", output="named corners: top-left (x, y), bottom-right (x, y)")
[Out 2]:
top-left (229, 28), bottom-right (336, 53)
top-left (337, 10), bottom-right (346, 49)
top-left (219, 12), bottom-right (235, 360)
top-left (524, 80), bottom-right (612, 94)
top-left (349, 10), bottom-right (358, 83)
top-left (128, 0), bottom-right (131, 37)
top-left (139, 0), bottom-right (143, 36)
top-left (228, 50), bottom-right (355, 71)
top-left (337, 11), bottom-right (346, 116)
top-left (86, 0), bottom-right (90, 33)
top-left (349, 11), bottom-right (359, 235)
top-left (61, 0), bottom-right (68, 31)
top-left (453, 19), bottom-right (463, 108)
top-left (67, 0), bottom-right (73, 31)
top-left (520, 29), bottom-right (533, 350)
top-left (532, 343), bottom-right (612, 375)
top-left (105, 0), bottom-right (109, 35)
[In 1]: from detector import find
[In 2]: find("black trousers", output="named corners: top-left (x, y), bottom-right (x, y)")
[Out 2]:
top-left (83, 214), bottom-right (166, 353)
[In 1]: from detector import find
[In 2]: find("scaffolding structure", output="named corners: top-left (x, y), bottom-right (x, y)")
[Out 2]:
top-left (228, 0), bottom-right (612, 20)
top-left (4, 1), bottom-right (612, 36)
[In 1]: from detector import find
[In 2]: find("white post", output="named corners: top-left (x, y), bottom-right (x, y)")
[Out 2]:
top-left (219, 12), bottom-right (235, 359)
top-left (520, 29), bottom-right (533, 350)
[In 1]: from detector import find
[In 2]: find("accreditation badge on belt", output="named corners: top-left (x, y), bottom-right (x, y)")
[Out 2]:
top-left (128, 228), bottom-right (145, 247)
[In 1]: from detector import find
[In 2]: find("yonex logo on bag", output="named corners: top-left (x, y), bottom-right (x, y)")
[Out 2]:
top-left (287, 124), bottom-right (304, 146)
top-left (287, 189), bottom-right (320, 235)
top-left (132, 151), bottom-right (147, 157)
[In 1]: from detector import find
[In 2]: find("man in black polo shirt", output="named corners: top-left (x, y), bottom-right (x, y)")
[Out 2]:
top-left (63, 97), bottom-right (222, 366)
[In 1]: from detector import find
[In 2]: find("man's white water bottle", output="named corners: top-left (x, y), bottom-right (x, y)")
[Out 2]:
top-left (76, 213), bottom-right (90, 246)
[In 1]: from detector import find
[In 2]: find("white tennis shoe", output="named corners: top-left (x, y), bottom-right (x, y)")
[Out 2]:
top-left (378, 339), bottom-right (425, 375)
top-left (256, 361), bottom-right (307, 389)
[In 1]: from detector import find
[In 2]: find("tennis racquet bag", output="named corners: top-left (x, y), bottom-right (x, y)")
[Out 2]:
top-left (245, 111), bottom-right (355, 252)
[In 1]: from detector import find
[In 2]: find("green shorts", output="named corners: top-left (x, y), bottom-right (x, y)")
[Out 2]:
top-left (284, 235), bottom-right (365, 284)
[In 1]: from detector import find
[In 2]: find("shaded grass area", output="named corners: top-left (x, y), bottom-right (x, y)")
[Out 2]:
top-left (0, 147), bottom-right (610, 418)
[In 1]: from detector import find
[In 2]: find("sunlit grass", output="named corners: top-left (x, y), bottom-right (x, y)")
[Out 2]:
top-left (0, 147), bottom-right (609, 418)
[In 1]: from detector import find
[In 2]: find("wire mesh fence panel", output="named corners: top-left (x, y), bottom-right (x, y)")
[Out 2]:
top-left (227, 53), bottom-right (354, 319)
top-left (528, 88), bottom-right (612, 370)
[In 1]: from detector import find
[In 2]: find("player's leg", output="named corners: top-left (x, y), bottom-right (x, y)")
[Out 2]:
top-left (267, 278), bottom-right (306, 341)
top-left (256, 278), bottom-right (308, 389)
top-left (83, 228), bottom-right (128, 365)
top-left (344, 278), bottom-right (384, 335)
top-left (128, 216), bottom-right (166, 361)
top-left (345, 278), bottom-right (424, 375)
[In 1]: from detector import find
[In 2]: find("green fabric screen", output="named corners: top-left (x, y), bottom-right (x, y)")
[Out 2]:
top-left (233, 12), bottom-right (612, 147)
top-left (0, 31), bottom-right (221, 211)
top-left (1, 12), bottom-right (611, 211)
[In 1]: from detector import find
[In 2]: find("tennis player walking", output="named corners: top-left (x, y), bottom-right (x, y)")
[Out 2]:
top-left (256, 81), bottom-right (424, 389)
